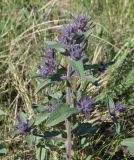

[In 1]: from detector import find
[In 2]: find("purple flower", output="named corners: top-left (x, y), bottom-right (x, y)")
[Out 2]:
top-left (70, 45), bottom-right (81, 60)
top-left (109, 103), bottom-right (125, 115)
top-left (77, 96), bottom-right (94, 114)
top-left (58, 15), bottom-right (90, 61)
top-left (43, 48), bottom-right (55, 59)
top-left (48, 101), bottom-right (59, 112)
top-left (75, 15), bottom-right (89, 31)
top-left (59, 15), bottom-right (89, 45)
top-left (58, 35), bottom-right (71, 46)
top-left (39, 48), bottom-right (57, 78)
top-left (58, 23), bottom-right (79, 46)
top-left (39, 61), bottom-right (57, 78)
top-left (115, 103), bottom-right (125, 110)
top-left (63, 23), bottom-right (79, 37)
top-left (16, 121), bottom-right (30, 133)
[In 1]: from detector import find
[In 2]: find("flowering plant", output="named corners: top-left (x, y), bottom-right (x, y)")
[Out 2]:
top-left (13, 15), bottom-right (126, 159)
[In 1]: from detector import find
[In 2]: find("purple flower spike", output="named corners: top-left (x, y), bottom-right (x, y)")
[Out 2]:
top-left (77, 96), bottom-right (94, 114)
top-left (44, 48), bottom-right (55, 59)
top-left (75, 15), bottom-right (89, 30)
top-left (16, 121), bottom-right (29, 133)
top-left (58, 15), bottom-right (90, 58)
top-left (48, 101), bottom-right (59, 112)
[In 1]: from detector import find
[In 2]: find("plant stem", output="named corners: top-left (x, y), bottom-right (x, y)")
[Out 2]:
top-left (66, 62), bottom-right (72, 160)
top-left (66, 119), bottom-right (72, 160)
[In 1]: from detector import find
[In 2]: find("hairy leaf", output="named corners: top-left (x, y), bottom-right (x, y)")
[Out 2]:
top-left (69, 60), bottom-right (84, 77)
top-left (46, 104), bottom-right (78, 127)
top-left (34, 79), bottom-right (51, 95)
top-left (34, 111), bottom-right (50, 125)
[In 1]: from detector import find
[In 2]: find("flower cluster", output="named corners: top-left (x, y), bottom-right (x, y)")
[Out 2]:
top-left (39, 49), bottom-right (57, 78)
top-left (16, 121), bottom-right (30, 133)
top-left (48, 101), bottom-right (59, 112)
top-left (109, 103), bottom-right (125, 116)
top-left (77, 96), bottom-right (94, 114)
top-left (44, 48), bottom-right (55, 59)
top-left (59, 15), bottom-right (90, 60)
top-left (75, 15), bottom-right (89, 31)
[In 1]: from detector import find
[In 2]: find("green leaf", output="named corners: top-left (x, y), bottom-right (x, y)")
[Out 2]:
top-left (0, 109), bottom-right (6, 115)
top-left (84, 61), bottom-right (114, 70)
top-left (128, 146), bottom-right (134, 157)
top-left (0, 148), bottom-right (7, 154)
top-left (84, 64), bottom-right (100, 70)
top-left (81, 137), bottom-right (86, 145)
top-left (85, 155), bottom-right (92, 160)
top-left (11, 129), bottom-right (22, 137)
top-left (95, 93), bottom-right (106, 102)
top-left (43, 131), bottom-right (61, 138)
top-left (26, 134), bottom-right (34, 147)
top-left (83, 30), bottom-right (92, 40)
top-left (32, 104), bottom-right (48, 112)
top-left (46, 104), bottom-right (78, 127)
top-left (19, 111), bottom-right (27, 123)
top-left (40, 147), bottom-right (47, 160)
top-left (121, 138), bottom-right (134, 157)
top-left (34, 111), bottom-right (50, 125)
top-left (106, 95), bottom-right (115, 111)
top-left (46, 41), bottom-right (66, 52)
top-left (28, 118), bottom-right (34, 128)
top-left (36, 146), bottom-right (47, 160)
top-left (106, 95), bottom-right (120, 133)
top-left (82, 75), bottom-right (98, 86)
top-left (121, 138), bottom-right (134, 147)
top-left (69, 60), bottom-right (84, 77)
top-left (73, 123), bottom-right (97, 136)
top-left (114, 119), bottom-right (120, 134)
top-left (34, 79), bottom-right (51, 95)
top-left (0, 144), bottom-right (7, 154)
top-left (50, 91), bottom-right (62, 99)
top-left (26, 134), bottom-right (34, 148)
